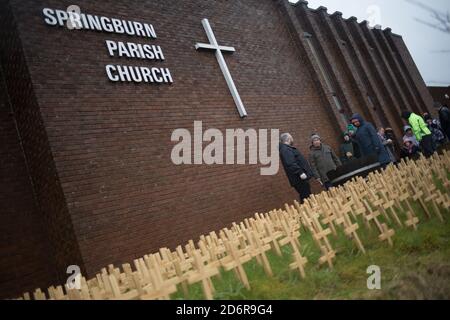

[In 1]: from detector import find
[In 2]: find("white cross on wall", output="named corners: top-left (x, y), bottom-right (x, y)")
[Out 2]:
top-left (195, 19), bottom-right (248, 118)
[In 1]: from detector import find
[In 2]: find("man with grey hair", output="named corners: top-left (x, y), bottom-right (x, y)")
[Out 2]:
top-left (279, 133), bottom-right (314, 203)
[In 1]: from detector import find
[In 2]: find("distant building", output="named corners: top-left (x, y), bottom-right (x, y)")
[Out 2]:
top-left (428, 86), bottom-right (450, 107)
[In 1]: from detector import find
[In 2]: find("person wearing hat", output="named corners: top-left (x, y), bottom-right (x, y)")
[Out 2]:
top-left (350, 114), bottom-right (392, 166)
top-left (339, 131), bottom-right (361, 163)
top-left (347, 124), bottom-right (357, 137)
top-left (400, 137), bottom-right (421, 160)
top-left (401, 110), bottom-right (435, 157)
top-left (402, 125), bottom-right (419, 147)
top-left (309, 134), bottom-right (342, 190)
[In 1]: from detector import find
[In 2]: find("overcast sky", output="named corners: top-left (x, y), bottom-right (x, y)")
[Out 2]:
top-left (289, 0), bottom-right (450, 87)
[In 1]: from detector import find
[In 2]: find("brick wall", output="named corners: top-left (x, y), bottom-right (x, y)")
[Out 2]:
top-left (0, 0), bottom-right (435, 297)
top-left (0, 64), bottom-right (56, 298)
top-left (3, 0), bottom-right (340, 282)
top-left (0, 0), bottom-right (84, 298)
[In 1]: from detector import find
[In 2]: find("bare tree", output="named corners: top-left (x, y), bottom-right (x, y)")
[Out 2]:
top-left (406, 0), bottom-right (450, 34)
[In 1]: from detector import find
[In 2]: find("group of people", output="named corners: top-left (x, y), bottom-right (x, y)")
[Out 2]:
top-left (279, 103), bottom-right (450, 203)
top-left (400, 106), bottom-right (450, 159)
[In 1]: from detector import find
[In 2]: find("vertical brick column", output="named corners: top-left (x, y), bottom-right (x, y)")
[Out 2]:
top-left (347, 18), bottom-right (405, 131)
top-left (0, 0), bottom-right (85, 287)
top-left (295, 4), bottom-right (358, 120)
top-left (373, 28), bottom-right (422, 114)
top-left (330, 13), bottom-right (402, 136)
top-left (360, 22), bottom-right (412, 114)
top-left (384, 30), bottom-right (435, 115)
top-left (318, 9), bottom-right (380, 127)
top-left (0, 63), bottom-right (57, 299)
top-left (275, 0), bottom-right (347, 131)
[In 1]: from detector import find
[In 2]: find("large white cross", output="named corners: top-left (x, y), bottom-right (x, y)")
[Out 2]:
top-left (195, 19), bottom-right (248, 118)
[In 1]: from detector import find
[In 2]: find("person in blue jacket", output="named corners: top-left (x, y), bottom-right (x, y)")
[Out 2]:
top-left (350, 114), bottom-right (392, 166)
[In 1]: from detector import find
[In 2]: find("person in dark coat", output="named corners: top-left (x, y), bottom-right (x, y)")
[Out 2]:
top-left (340, 131), bottom-right (362, 162)
top-left (339, 132), bottom-right (356, 164)
top-left (424, 113), bottom-right (446, 148)
top-left (437, 103), bottom-right (450, 141)
top-left (350, 114), bottom-right (392, 166)
top-left (279, 133), bottom-right (314, 204)
top-left (384, 127), bottom-right (399, 161)
top-left (377, 128), bottom-right (397, 163)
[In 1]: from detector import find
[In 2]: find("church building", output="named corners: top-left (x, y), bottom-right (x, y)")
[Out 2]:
top-left (0, 0), bottom-right (434, 298)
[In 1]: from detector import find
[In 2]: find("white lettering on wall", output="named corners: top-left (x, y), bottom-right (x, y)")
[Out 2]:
top-left (105, 65), bottom-right (173, 84)
top-left (42, 7), bottom-right (171, 85)
top-left (42, 8), bottom-right (157, 39)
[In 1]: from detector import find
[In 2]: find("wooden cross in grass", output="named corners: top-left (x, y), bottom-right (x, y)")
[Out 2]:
top-left (318, 245), bottom-right (336, 268)
top-left (408, 180), bottom-right (432, 219)
top-left (243, 229), bottom-right (273, 277)
top-left (261, 217), bottom-right (284, 257)
top-left (185, 250), bottom-right (219, 300)
top-left (277, 216), bottom-right (309, 278)
top-left (363, 199), bottom-right (395, 247)
top-left (220, 239), bottom-right (252, 290)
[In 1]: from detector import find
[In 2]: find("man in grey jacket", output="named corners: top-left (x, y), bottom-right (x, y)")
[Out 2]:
top-left (309, 134), bottom-right (342, 190)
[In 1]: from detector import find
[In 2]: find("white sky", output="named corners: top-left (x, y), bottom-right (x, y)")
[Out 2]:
top-left (289, 0), bottom-right (450, 86)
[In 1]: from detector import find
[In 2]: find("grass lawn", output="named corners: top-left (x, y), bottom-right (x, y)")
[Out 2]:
top-left (172, 174), bottom-right (450, 300)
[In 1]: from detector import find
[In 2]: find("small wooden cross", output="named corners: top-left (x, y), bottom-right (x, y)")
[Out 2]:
top-left (220, 240), bottom-right (252, 290)
top-left (244, 229), bottom-right (273, 277)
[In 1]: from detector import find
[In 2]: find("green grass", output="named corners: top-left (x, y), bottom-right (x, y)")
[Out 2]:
top-left (171, 173), bottom-right (450, 300)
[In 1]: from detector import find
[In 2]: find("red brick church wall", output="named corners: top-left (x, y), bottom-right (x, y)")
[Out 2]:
top-left (0, 0), bottom-right (84, 298)
top-left (0, 65), bottom-right (56, 298)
